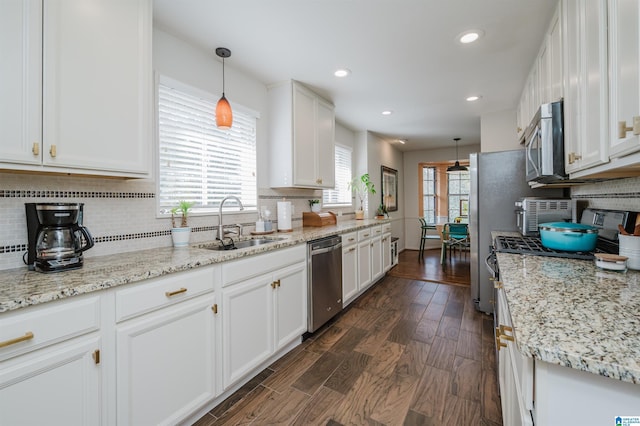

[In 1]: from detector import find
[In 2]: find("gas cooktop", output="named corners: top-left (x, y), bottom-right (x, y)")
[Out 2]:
top-left (494, 235), bottom-right (596, 260)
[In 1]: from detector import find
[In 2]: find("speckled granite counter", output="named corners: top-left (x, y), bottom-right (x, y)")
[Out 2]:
top-left (0, 219), bottom-right (389, 314)
top-left (492, 231), bottom-right (640, 385)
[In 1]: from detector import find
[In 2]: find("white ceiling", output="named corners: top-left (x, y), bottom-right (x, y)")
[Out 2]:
top-left (153, 0), bottom-right (558, 152)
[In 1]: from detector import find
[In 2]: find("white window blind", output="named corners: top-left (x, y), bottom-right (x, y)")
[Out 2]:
top-left (158, 79), bottom-right (257, 212)
top-left (422, 166), bottom-right (436, 224)
top-left (323, 144), bottom-right (352, 205)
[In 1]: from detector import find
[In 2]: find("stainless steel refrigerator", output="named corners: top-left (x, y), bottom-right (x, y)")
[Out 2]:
top-left (469, 150), bottom-right (564, 314)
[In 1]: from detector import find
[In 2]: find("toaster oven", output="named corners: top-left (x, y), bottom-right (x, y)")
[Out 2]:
top-left (515, 197), bottom-right (572, 236)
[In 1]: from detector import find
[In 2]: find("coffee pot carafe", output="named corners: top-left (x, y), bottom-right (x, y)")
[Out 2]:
top-left (25, 203), bottom-right (94, 272)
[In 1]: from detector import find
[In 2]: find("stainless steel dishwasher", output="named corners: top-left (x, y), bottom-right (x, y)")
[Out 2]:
top-left (307, 235), bottom-right (343, 332)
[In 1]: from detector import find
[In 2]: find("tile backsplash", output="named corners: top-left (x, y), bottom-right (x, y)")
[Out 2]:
top-left (570, 176), bottom-right (640, 212)
top-left (0, 172), bottom-right (353, 271)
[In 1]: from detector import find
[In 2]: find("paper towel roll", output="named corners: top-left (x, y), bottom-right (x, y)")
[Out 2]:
top-left (277, 201), bottom-right (292, 232)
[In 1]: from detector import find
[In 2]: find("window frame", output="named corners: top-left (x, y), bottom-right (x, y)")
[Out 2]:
top-left (419, 165), bottom-right (437, 225)
top-left (155, 74), bottom-right (260, 218)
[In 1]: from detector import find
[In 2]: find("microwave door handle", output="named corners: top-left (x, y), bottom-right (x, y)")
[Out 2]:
top-left (526, 129), bottom-right (540, 176)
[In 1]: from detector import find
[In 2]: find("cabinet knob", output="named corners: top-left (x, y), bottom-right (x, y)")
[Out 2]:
top-left (618, 117), bottom-right (640, 138)
top-left (32, 143), bottom-right (39, 156)
top-left (211, 304), bottom-right (218, 314)
top-left (316, 178), bottom-right (323, 184)
top-left (49, 144), bottom-right (57, 158)
top-left (517, 127), bottom-right (522, 133)
top-left (493, 281), bottom-right (503, 289)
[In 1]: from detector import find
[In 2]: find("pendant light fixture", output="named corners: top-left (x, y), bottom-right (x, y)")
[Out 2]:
top-left (215, 47), bottom-right (233, 129)
top-left (446, 137), bottom-right (468, 173)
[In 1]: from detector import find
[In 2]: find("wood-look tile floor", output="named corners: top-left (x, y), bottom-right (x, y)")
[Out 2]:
top-left (193, 254), bottom-right (502, 426)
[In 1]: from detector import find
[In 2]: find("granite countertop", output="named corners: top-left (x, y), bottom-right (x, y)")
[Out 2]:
top-left (0, 219), bottom-right (389, 314)
top-left (493, 231), bottom-right (640, 385)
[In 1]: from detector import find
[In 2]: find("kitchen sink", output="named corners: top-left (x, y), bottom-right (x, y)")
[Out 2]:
top-left (201, 238), bottom-right (284, 251)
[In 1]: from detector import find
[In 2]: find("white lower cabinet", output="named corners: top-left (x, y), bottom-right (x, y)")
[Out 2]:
top-left (357, 236), bottom-right (372, 290)
top-left (370, 234), bottom-right (383, 282)
top-left (496, 287), bottom-right (534, 426)
top-left (0, 294), bottom-right (102, 425)
top-left (221, 245), bottom-right (306, 389)
top-left (115, 294), bottom-right (218, 426)
top-left (382, 232), bottom-right (392, 272)
top-left (0, 334), bottom-right (102, 426)
top-left (342, 231), bottom-right (359, 306)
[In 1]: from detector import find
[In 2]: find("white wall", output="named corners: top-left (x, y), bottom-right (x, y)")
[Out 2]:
top-left (480, 108), bottom-right (521, 153)
top-left (403, 144), bottom-right (481, 251)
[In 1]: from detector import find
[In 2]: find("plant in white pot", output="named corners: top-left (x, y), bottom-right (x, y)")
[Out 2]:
top-left (308, 199), bottom-right (321, 213)
top-left (170, 200), bottom-right (194, 247)
top-left (349, 173), bottom-right (376, 220)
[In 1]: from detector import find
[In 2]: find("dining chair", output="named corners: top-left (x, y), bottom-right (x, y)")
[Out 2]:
top-left (418, 218), bottom-right (439, 261)
top-left (440, 223), bottom-right (470, 264)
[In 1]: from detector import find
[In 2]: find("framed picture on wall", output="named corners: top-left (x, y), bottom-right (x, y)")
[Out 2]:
top-left (381, 166), bottom-right (398, 212)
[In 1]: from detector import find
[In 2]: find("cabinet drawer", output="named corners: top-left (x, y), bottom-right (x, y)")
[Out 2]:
top-left (382, 223), bottom-right (391, 234)
top-left (0, 295), bottom-right (100, 361)
top-left (342, 232), bottom-right (357, 246)
top-left (222, 245), bottom-right (305, 287)
top-left (358, 228), bottom-right (373, 241)
top-left (115, 267), bottom-right (216, 322)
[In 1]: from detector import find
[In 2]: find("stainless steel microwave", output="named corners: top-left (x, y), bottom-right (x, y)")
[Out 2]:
top-left (523, 100), bottom-right (567, 183)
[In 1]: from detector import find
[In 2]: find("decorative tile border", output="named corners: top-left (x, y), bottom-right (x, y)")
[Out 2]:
top-left (0, 190), bottom-right (155, 198)
top-left (573, 192), bottom-right (640, 199)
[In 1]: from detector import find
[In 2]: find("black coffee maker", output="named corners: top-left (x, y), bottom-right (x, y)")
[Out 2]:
top-left (25, 203), bottom-right (95, 272)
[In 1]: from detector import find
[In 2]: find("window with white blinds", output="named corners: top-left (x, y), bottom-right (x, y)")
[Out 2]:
top-left (158, 77), bottom-right (257, 213)
top-left (323, 144), bottom-right (352, 206)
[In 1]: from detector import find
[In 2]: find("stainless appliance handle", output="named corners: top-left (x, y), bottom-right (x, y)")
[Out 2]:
top-left (526, 128), bottom-right (540, 177)
top-left (311, 242), bottom-right (342, 255)
top-left (485, 250), bottom-right (497, 276)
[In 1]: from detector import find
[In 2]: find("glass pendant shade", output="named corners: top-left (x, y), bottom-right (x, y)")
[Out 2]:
top-left (216, 94), bottom-right (232, 129)
top-left (215, 47), bottom-right (232, 130)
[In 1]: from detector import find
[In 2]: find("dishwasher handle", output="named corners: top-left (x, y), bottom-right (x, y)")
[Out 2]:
top-left (311, 242), bottom-right (342, 255)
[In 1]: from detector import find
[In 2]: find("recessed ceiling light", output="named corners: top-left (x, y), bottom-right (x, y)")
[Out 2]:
top-left (457, 29), bottom-right (484, 44)
top-left (334, 68), bottom-right (351, 77)
top-left (466, 95), bottom-right (482, 102)
top-left (382, 110), bottom-right (393, 116)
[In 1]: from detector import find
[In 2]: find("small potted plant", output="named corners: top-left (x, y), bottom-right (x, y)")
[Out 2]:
top-left (308, 199), bottom-right (321, 213)
top-left (375, 203), bottom-right (388, 219)
top-left (170, 200), bottom-right (194, 247)
top-left (349, 173), bottom-right (376, 220)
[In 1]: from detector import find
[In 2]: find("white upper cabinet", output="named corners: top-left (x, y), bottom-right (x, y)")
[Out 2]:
top-left (608, 0), bottom-right (640, 158)
top-left (563, 0), bottom-right (609, 174)
top-left (268, 80), bottom-right (336, 189)
top-left (517, 2), bottom-right (563, 141)
top-left (0, 0), bottom-right (42, 166)
top-left (0, 0), bottom-right (152, 178)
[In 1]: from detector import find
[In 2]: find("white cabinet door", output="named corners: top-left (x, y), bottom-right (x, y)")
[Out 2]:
top-left (274, 262), bottom-right (307, 351)
top-left (222, 275), bottom-right (274, 388)
top-left (342, 244), bottom-right (358, 305)
top-left (293, 85), bottom-right (318, 187)
top-left (316, 97), bottom-right (336, 188)
top-left (371, 235), bottom-right (383, 282)
top-left (382, 233), bottom-right (392, 272)
top-left (0, 335), bottom-right (102, 426)
top-left (549, 4), bottom-right (564, 102)
top-left (563, 0), bottom-right (609, 173)
top-left (357, 239), bottom-right (372, 290)
top-left (42, 0), bottom-right (151, 176)
top-left (116, 294), bottom-right (218, 426)
top-left (608, 0), bottom-right (640, 158)
top-left (0, 0), bottom-right (42, 166)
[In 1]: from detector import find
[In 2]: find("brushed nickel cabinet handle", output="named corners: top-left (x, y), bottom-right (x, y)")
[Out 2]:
top-left (0, 331), bottom-right (34, 348)
top-left (165, 288), bottom-right (187, 297)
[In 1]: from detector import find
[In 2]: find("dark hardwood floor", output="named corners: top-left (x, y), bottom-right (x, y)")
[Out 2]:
top-left (193, 249), bottom-right (501, 426)
top-left (389, 248), bottom-right (471, 286)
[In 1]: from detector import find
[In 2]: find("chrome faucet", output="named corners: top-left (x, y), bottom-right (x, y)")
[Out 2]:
top-left (217, 196), bottom-right (244, 243)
